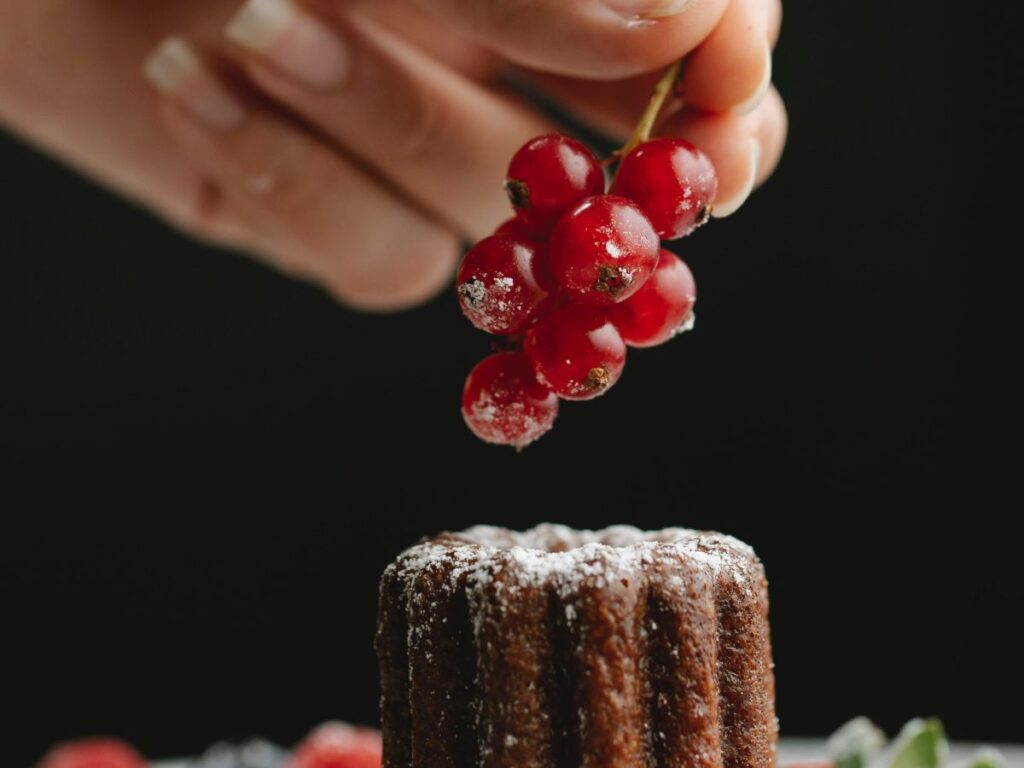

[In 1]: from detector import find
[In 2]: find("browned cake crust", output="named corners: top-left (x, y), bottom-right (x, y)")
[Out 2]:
top-left (375, 524), bottom-right (777, 768)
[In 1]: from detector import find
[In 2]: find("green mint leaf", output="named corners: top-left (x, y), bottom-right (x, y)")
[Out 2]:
top-left (889, 718), bottom-right (948, 768)
top-left (838, 755), bottom-right (868, 768)
top-left (828, 717), bottom-right (888, 768)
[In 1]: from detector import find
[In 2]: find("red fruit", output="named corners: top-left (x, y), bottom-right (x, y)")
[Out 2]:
top-left (505, 134), bottom-right (605, 233)
top-left (525, 305), bottom-right (627, 400)
top-left (38, 739), bottom-right (146, 768)
top-left (610, 249), bottom-right (696, 347)
top-left (548, 195), bottom-right (660, 306)
top-left (456, 234), bottom-right (555, 335)
top-left (494, 217), bottom-right (537, 241)
top-left (613, 138), bottom-right (718, 240)
top-left (289, 722), bottom-right (382, 768)
top-left (462, 352), bottom-right (559, 448)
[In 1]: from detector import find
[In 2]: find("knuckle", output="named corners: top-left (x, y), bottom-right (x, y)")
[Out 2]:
top-left (254, 170), bottom-right (321, 222)
top-left (392, 84), bottom-right (451, 164)
top-left (246, 136), bottom-right (334, 221)
top-left (174, 177), bottom-right (241, 246)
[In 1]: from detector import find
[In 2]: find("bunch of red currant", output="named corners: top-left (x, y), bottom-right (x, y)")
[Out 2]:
top-left (458, 66), bottom-right (717, 449)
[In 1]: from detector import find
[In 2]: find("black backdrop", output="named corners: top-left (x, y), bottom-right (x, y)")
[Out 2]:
top-left (2, 1), bottom-right (1017, 765)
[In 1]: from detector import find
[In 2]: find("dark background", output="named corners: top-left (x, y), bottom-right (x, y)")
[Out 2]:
top-left (2, 1), bottom-right (1016, 765)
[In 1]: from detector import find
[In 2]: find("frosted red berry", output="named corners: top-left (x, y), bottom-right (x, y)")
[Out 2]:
top-left (548, 195), bottom-right (660, 306)
top-left (494, 217), bottom-right (537, 240)
top-left (38, 739), bottom-right (146, 768)
top-left (612, 138), bottom-right (718, 240)
top-left (462, 352), bottom-right (559, 448)
top-left (456, 234), bottom-right (555, 335)
top-left (525, 305), bottom-right (627, 400)
top-left (288, 722), bottom-right (383, 768)
top-left (610, 249), bottom-right (696, 347)
top-left (505, 134), bottom-right (605, 233)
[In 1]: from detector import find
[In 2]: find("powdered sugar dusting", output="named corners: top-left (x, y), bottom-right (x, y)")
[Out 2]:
top-left (465, 389), bottom-right (553, 447)
top-left (457, 239), bottom-right (551, 335)
top-left (673, 310), bottom-right (696, 336)
top-left (458, 271), bottom-right (530, 333)
top-left (389, 523), bottom-right (758, 609)
top-left (383, 524), bottom-right (763, 675)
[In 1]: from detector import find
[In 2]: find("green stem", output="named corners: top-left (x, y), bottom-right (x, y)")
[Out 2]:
top-left (612, 59), bottom-right (683, 165)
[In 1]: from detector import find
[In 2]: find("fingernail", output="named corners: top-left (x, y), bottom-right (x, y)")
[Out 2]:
top-left (604, 0), bottom-right (694, 20)
top-left (732, 43), bottom-right (772, 115)
top-left (144, 37), bottom-right (246, 131)
top-left (226, 0), bottom-right (350, 89)
top-left (712, 139), bottom-right (759, 219)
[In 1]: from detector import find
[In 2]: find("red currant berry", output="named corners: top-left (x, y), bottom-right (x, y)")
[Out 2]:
top-left (505, 134), bottom-right (605, 233)
top-left (288, 722), bottom-right (382, 768)
top-left (525, 305), bottom-right (627, 400)
top-left (456, 234), bottom-right (555, 335)
top-left (39, 739), bottom-right (146, 768)
top-left (462, 352), bottom-right (559, 448)
top-left (494, 217), bottom-right (538, 240)
top-left (612, 138), bottom-right (718, 239)
top-left (548, 195), bottom-right (660, 306)
top-left (610, 249), bottom-right (696, 347)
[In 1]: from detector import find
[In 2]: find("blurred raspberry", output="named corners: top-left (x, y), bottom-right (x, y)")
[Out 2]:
top-left (38, 738), bottom-right (146, 768)
top-left (288, 722), bottom-right (381, 768)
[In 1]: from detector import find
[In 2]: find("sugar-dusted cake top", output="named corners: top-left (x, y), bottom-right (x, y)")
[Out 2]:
top-left (453, 522), bottom-right (755, 553)
top-left (388, 522), bottom-right (761, 595)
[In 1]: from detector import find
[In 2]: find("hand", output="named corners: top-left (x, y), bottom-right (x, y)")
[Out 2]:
top-left (0, 0), bottom-right (786, 310)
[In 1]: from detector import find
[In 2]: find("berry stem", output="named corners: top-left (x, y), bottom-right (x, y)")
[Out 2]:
top-left (609, 59), bottom-right (683, 168)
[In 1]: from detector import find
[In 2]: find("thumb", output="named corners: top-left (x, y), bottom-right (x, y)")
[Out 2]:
top-left (407, 0), bottom-right (729, 79)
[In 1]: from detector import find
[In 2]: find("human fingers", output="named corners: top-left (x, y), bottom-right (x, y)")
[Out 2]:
top-left (529, 0), bottom-right (781, 131)
top-left (751, 85), bottom-right (786, 187)
top-left (0, 0), bottom-right (282, 256)
top-left (143, 37), bottom-right (459, 311)
top-left (512, 0), bottom-right (782, 139)
top-left (354, 0), bottom-right (502, 82)
top-left (222, 0), bottom-right (552, 239)
top-left (407, 0), bottom-right (730, 79)
top-left (767, 0), bottom-right (782, 49)
top-left (680, 0), bottom-right (778, 114)
top-left (660, 84), bottom-right (787, 217)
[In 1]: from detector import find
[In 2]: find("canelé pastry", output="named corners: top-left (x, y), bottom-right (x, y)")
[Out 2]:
top-left (376, 524), bottom-right (776, 768)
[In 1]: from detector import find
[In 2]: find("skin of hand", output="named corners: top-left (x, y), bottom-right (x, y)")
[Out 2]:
top-left (0, 0), bottom-right (786, 311)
